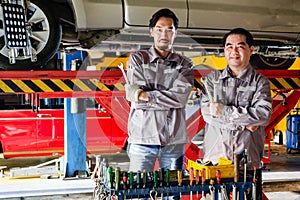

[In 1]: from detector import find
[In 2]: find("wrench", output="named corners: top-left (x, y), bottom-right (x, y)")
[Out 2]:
top-left (150, 189), bottom-right (158, 200)
top-left (201, 77), bottom-right (213, 102)
top-left (201, 75), bottom-right (220, 103)
top-left (118, 62), bottom-right (129, 84)
top-left (243, 149), bottom-right (248, 183)
top-left (232, 184), bottom-right (237, 200)
top-left (221, 184), bottom-right (229, 200)
top-left (252, 166), bottom-right (257, 200)
top-left (212, 77), bottom-right (220, 103)
top-left (209, 185), bottom-right (215, 200)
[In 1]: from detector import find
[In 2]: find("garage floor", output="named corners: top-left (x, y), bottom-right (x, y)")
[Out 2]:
top-left (1, 142), bottom-right (300, 200)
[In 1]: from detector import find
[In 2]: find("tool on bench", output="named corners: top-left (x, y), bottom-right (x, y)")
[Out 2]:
top-left (216, 170), bottom-right (221, 184)
top-left (106, 167), bottom-right (114, 188)
top-left (143, 170), bottom-right (147, 189)
top-left (91, 156), bottom-right (101, 180)
top-left (232, 153), bottom-right (239, 200)
top-left (177, 170), bottom-right (183, 198)
top-left (209, 179), bottom-right (215, 200)
top-left (232, 184), bottom-right (237, 200)
top-left (195, 169), bottom-right (200, 198)
top-left (102, 158), bottom-right (108, 183)
top-left (166, 169), bottom-right (170, 187)
top-left (216, 169), bottom-right (222, 200)
top-left (122, 171), bottom-right (128, 190)
top-left (159, 168), bottom-right (164, 187)
top-left (221, 184), bottom-right (229, 200)
top-left (166, 169), bottom-right (170, 199)
top-left (154, 170), bottom-right (158, 188)
top-left (150, 189), bottom-right (158, 200)
top-left (115, 167), bottom-right (120, 191)
top-left (243, 149), bottom-right (248, 183)
top-left (240, 149), bottom-right (248, 199)
top-left (136, 171), bottom-right (141, 199)
top-left (243, 149), bottom-right (248, 199)
top-left (218, 188), bottom-right (222, 200)
top-left (148, 171), bottom-right (158, 200)
top-left (136, 170), bottom-right (141, 189)
top-left (252, 166), bottom-right (257, 200)
top-left (128, 171), bottom-right (134, 200)
top-left (189, 167), bottom-right (194, 200)
top-left (234, 154), bottom-right (239, 183)
top-left (201, 168), bottom-right (206, 200)
top-left (129, 171), bottom-right (134, 189)
top-left (159, 169), bottom-right (164, 199)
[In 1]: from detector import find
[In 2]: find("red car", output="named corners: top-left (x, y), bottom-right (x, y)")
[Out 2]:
top-left (0, 94), bottom-right (128, 158)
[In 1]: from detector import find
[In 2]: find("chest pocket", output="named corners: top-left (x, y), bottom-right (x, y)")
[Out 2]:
top-left (237, 85), bottom-right (256, 107)
top-left (162, 67), bottom-right (180, 89)
top-left (142, 63), bottom-right (156, 88)
top-left (143, 62), bottom-right (180, 90)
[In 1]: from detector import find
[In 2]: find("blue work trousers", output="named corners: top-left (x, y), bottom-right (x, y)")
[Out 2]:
top-left (127, 144), bottom-right (184, 199)
top-left (127, 143), bottom-right (184, 172)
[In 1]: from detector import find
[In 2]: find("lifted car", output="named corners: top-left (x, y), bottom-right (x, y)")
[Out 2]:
top-left (0, 0), bottom-right (299, 70)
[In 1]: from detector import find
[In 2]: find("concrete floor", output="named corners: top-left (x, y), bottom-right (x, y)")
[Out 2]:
top-left (262, 142), bottom-right (300, 199)
top-left (264, 142), bottom-right (300, 172)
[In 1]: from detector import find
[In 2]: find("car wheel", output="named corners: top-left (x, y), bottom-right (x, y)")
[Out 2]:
top-left (0, 1), bottom-right (61, 70)
top-left (250, 54), bottom-right (295, 70)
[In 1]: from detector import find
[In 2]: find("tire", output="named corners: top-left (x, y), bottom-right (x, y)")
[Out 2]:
top-left (0, 1), bottom-right (62, 70)
top-left (250, 54), bottom-right (296, 70)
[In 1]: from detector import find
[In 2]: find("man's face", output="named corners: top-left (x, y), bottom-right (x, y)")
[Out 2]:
top-left (224, 34), bottom-right (254, 69)
top-left (150, 17), bottom-right (176, 51)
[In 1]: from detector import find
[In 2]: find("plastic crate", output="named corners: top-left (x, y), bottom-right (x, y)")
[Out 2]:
top-left (187, 159), bottom-right (234, 179)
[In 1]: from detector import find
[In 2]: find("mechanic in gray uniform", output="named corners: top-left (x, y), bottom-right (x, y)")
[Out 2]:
top-left (125, 8), bottom-right (194, 175)
top-left (201, 28), bottom-right (273, 200)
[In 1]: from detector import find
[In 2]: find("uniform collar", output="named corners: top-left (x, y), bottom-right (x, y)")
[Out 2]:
top-left (220, 64), bottom-right (254, 83)
top-left (148, 46), bottom-right (181, 63)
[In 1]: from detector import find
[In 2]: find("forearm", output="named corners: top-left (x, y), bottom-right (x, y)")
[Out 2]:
top-left (201, 98), bottom-right (271, 130)
top-left (201, 101), bottom-right (239, 130)
top-left (132, 85), bottom-right (192, 110)
top-left (133, 72), bottom-right (194, 110)
top-left (222, 103), bottom-right (272, 126)
top-left (222, 80), bottom-right (272, 126)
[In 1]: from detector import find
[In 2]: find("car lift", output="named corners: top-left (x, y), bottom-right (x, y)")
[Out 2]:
top-left (63, 50), bottom-right (90, 178)
top-left (0, 50), bottom-right (299, 178)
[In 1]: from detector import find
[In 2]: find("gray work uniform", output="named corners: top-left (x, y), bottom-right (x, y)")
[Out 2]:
top-left (126, 46), bottom-right (194, 146)
top-left (200, 65), bottom-right (272, 169)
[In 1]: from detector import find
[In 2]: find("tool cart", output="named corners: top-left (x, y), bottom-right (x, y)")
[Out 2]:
top-left (92, 156), bottom-right (256, 200)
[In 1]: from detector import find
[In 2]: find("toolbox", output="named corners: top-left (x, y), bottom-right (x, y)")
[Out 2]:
top-left (187, 159), bottom-right (234, 179)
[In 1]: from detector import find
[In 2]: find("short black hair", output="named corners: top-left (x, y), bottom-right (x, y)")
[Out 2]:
top-left (149, 8), bottom-right (179, 29)
top-left (222, 28), bottom-right (254, 47)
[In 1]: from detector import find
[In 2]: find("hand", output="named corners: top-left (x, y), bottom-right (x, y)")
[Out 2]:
top-left (246, 126), bottom-right (259, 132)
top-left (125, 84), bottom-right (142, 102)
top-left (209, 102), bottom-right (224, 118)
